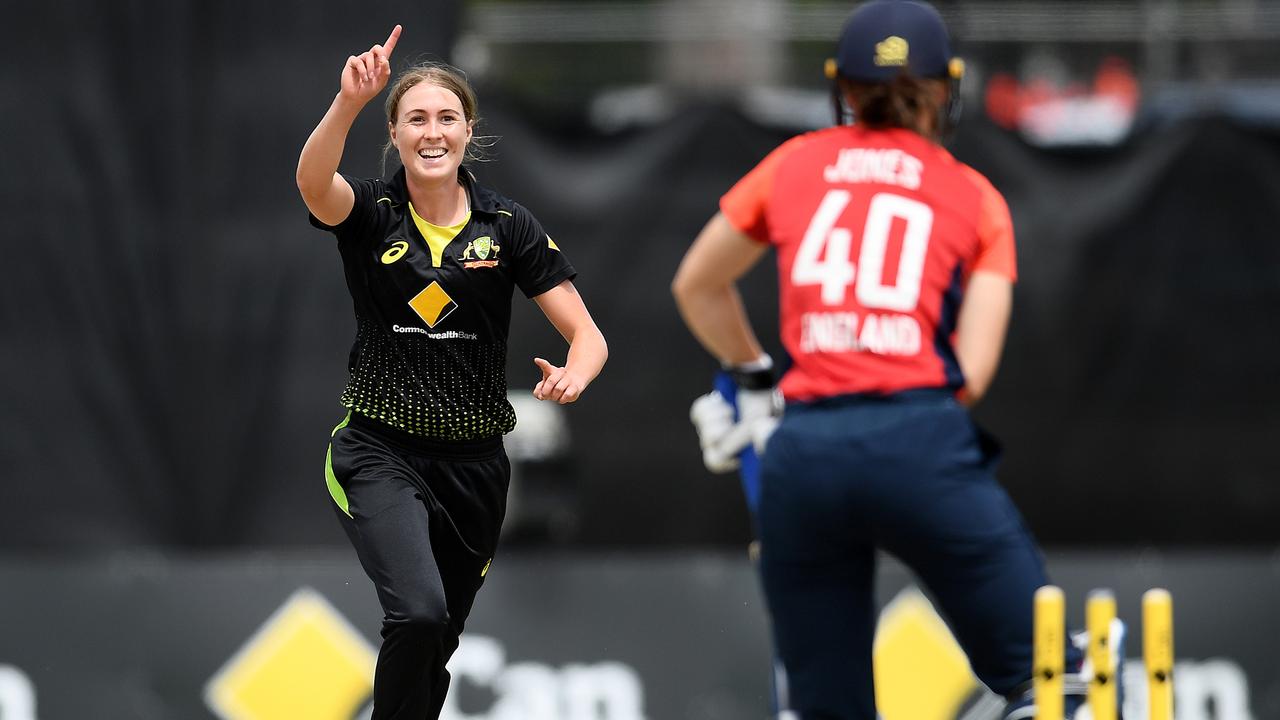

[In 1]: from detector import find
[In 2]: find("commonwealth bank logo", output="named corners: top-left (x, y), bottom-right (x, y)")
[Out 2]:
top-left (205, 588), bottom-right (375, 720)
top-left (206, 589), bottom-right (651, 720)
top-left (873, 588), bottom-right (990, 720)
top-left (408, 281), bottom-right (458, 328)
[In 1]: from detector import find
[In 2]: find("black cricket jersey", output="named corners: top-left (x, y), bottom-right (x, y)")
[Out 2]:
top-left (310, 166), bottom-right (576, 441)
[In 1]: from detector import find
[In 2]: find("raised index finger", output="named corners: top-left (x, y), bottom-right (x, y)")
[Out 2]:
top-left (383, 25), bottom-right (402, 57)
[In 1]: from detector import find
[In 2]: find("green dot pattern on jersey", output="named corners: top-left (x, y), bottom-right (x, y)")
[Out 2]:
top-left (341, 318), bottom-right (516, 440)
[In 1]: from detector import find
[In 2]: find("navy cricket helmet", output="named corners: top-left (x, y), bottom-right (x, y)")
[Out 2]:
top-left (824, 0), bottom-right (965, 131)
top-left (825, 0), bottom-right (964, 83)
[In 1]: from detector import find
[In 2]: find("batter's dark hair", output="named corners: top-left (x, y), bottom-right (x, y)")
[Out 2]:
top-left (839, 73), bottom-right (947, 138)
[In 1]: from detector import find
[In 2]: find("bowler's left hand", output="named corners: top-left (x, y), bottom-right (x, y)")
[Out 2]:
top-left (533, 357), bottom-right (586, 404)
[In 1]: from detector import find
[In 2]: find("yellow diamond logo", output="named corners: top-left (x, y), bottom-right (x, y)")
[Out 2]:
top-left (205, 588), bottom-right (375, 720)
top-left (873, 588), bottom-right (980, 720)
top-left (408, 281), bottom-right (458, 328)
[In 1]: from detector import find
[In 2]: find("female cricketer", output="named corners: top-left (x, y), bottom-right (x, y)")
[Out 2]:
top-left (673, 2), bottom-right (1078, 718)
top-left (296, 25), bottom-right (607, 719)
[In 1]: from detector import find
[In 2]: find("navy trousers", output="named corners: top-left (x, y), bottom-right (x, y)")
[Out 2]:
top-left (758, 391), bottom-right (1059, 720)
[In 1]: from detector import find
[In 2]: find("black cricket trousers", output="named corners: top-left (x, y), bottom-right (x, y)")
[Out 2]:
top-left (326, 411), bottom-right (509, 720)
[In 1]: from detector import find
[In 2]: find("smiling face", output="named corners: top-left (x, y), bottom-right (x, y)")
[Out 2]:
top-left (389, 81), bottom-right (474, 186)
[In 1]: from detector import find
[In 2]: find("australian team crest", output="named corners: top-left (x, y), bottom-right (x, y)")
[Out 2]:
top-left (462, 236), bottom-right (500, 269)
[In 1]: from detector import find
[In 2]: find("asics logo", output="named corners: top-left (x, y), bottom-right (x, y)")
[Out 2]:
top-left (381, 241), bottom-right (409, 264)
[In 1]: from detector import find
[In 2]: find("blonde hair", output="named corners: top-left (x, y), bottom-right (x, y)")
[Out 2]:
top-left (381, 61), bottom-right (495, 169)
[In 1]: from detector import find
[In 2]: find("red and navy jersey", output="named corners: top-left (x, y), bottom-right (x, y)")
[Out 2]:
top-left (721, 126), bottom-right (1015, 402)
top-left (310, 167), bottom-right (576, 440)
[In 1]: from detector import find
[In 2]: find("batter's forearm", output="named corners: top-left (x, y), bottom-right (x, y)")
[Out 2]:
top-left (954, 271), bottom-right (1013, 406)
top-left (674, 284), bottom-right (766, 367)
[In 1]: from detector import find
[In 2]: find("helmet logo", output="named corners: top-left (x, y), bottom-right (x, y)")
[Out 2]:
top-left (874, 36), bottom-right (909, 67)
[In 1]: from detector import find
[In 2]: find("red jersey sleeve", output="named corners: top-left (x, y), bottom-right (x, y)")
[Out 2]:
top-left (720, 136), bottom-right (807, 245)
top-left (963, 167), bottom-right (1017, 281)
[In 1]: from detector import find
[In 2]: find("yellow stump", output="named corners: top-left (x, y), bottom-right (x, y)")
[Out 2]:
top-left (1034, 585), bottom-right (1065, 720)
top-left (1144, 588), bottom-right (1174, 720)
top-left (1086, 589), bottom-right (1117, 720)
